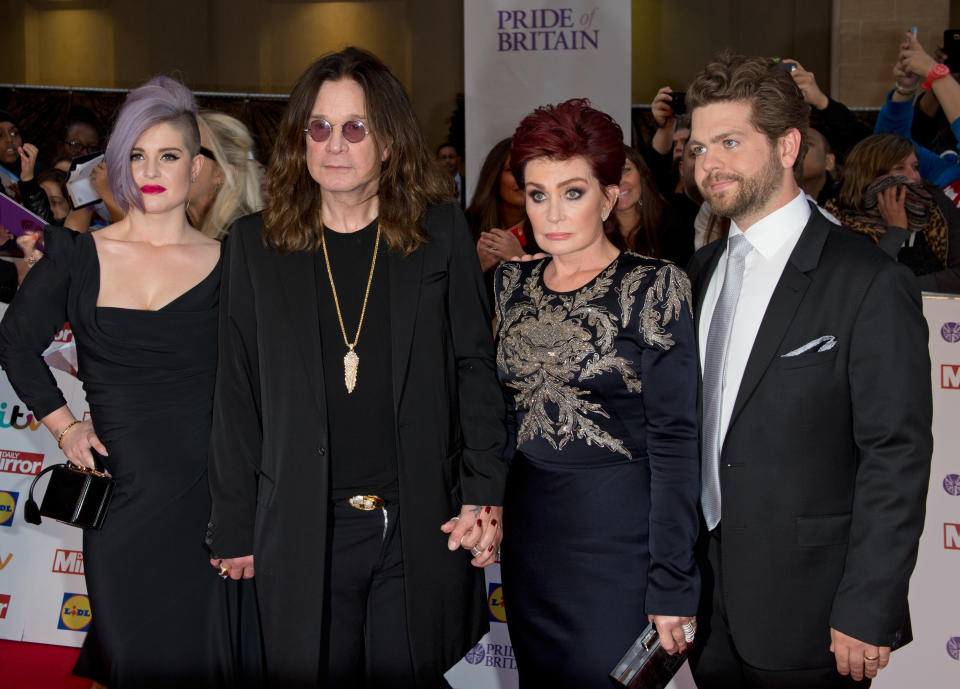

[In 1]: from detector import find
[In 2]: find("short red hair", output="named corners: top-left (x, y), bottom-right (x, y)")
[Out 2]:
top-left (510, 98), bottom-right (625, 188)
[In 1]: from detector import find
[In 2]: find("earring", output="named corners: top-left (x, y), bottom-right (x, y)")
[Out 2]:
top-left (190, 176), bottom-right (197, 183)
top-left (601, 209), bottom-right (610, 222)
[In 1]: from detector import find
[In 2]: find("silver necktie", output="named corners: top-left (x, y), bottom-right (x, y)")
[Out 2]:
top-left (701, 234), bottom-right (752, 530)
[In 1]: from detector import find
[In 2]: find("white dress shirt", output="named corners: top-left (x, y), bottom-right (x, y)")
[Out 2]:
top-left (698, 192), bottom-right (811, 448)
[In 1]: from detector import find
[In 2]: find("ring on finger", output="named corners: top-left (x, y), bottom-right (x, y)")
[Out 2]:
top-left (471, 545), bottom-right (483, 557)
top-left (864, 654), bottom-right (880, 662)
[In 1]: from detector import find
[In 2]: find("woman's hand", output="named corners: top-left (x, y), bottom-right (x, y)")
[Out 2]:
top-left (877, 184), bottom-right (909, 229)
top-left (58, 418), bottom-right (109, 470)
top-left (476, 237), bottom-right (500, 272)
top-left (17, 144), bottom-right (39, 182)
top-left (209, 555), bottom-right (255, 580)
top-left (899, 32), bottom-right (938, 80)
top-left (480, 228), bottom-right (524, 262)
top-left (16, 231), bottom-right (41, 268)
top-left (650, 614), bottom-right (696, 655)
top-left (441, 504), bottom-right (503, 567)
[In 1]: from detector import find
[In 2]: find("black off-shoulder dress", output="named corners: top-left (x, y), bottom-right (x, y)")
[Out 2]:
top-left (0, 227), bottom-right (257, 687)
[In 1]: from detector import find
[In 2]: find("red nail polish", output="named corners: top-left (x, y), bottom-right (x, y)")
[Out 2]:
top-left (477, 520), bottom-right (482, 528)
top-left (485, 506), bottom-right (491, 513)
top-left (488, 545), bottom-right (493, 552)
top-left (491, 519), bottom-right (497, 526)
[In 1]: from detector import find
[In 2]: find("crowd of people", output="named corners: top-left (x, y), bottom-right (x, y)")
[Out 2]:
top-left (0, 25), bottom-right (946, 689)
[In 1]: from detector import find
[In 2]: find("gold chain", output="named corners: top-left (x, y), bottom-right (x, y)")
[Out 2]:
top-left (320, 224), bottom-right (381, 350)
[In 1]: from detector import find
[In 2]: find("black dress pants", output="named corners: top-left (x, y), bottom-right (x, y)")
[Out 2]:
top-left (689, 529), bottom-right (870, 689)
top-left (320, 500), bottom-right (417, 688)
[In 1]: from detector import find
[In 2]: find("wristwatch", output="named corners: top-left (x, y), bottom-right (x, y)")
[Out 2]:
top-left (922, 63), bottom-right (951, 89)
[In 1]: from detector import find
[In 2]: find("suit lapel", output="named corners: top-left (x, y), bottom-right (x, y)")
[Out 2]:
top-left (275, 250), bottom-right (327, 416)
top-left (727, 206), bottom-right (830, 429)
top-left (692, 240), bottom-right (725, 326)
top-left (388, 246), bottom-right (424, 415)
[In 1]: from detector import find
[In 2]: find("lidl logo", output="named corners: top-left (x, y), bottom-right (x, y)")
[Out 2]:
top-left (488, 583), bottom-right (506, 623)
top-left (58, 593), bottom-right (91, 631)
top-left (0, 593), bottom-right (9, 619)
top-left (0, 491), bottom-right (18, 527)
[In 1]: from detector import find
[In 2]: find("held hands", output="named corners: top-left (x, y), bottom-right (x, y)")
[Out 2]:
top-left (649, 614), bottom-right (696, 655)
top-left (830, 627), bottom-right (890, 681)
top-left (58, 419), bottom-right (108, 470)
top-left (17, 144), bottom-right (39, 182)
top-left (877, 184), bottom-right (909, 229)
top-left (209, 555), bottom-right (255, 580)
top-left (440, 504), bottom-right (503, 567)
top-left (781, 60), bottom-right (829, 110)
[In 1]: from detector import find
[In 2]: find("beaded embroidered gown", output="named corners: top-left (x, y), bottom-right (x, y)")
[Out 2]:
top-left (494, 253), bottom-right (701, 688)
top-left (0, 227), bottom-right (253, 687)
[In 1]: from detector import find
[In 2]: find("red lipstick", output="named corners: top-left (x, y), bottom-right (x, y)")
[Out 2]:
top-left (140, 185), bottom-right (166, 194)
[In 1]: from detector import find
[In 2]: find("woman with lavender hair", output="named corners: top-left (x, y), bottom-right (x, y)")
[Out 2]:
top-left (0, 77), bottom-right (246, 686)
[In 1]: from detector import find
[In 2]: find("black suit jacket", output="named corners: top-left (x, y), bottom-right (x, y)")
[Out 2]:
top-left (687, 204), bottom-right (932, 670)
top-left (206, 204), bottom-right (507, 685)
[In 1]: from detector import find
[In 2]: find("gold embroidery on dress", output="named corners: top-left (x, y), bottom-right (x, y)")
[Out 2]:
top-left (496, 256), bottom-right (692, 459)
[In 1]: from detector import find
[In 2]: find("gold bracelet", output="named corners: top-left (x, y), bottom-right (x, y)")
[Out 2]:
top-left (57, 420), bottom-right (82, 449)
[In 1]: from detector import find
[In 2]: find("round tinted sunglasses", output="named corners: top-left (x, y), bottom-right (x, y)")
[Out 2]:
top-left (304, 119), bottom-right (370, 144)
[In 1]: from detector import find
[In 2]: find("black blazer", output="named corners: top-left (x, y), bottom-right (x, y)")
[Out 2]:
top-left (206, 203), bottom-right (507, 685)
top-left (687, 205), bottom-right (932, 670)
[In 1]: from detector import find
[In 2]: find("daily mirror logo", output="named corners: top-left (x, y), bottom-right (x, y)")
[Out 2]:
top-left (0, 449), bottom-right (44, 476)
top-left (52, 549), bottom-right (84, 575)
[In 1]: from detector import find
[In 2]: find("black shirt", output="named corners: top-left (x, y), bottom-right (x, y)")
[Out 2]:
top-left (315, 219), bottom-right (398, 501)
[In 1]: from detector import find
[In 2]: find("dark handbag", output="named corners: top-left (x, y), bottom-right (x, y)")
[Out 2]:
top-left (24, 455), bottom-right (113, 530)
top-left (609, 622), bottom-right (687, 689)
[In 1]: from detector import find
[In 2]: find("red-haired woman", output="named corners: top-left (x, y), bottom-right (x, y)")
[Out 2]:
top-left (494, 99), bottom-right (700, 686)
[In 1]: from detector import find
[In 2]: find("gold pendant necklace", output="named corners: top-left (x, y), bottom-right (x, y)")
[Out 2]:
top-left (320, 224), bottom-right (381, 393)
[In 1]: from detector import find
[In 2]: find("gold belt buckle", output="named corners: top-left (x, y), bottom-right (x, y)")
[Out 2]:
top-left (347, 494), bottom-right (386, 511)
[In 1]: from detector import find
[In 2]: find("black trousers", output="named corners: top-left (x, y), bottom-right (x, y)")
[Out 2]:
top-left (320, 500), bottom-right (417, 688)
top-left (689, 529), bottom-right (870, 689)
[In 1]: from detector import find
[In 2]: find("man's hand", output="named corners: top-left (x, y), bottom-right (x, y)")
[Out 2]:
top-left (210, 555), bottom-right (255, 580)
top-left (830, 628), bottom-right (890, 681)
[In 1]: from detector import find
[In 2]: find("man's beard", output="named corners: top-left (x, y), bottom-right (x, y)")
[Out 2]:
top-left (700, 147), bottom-right (783, 222)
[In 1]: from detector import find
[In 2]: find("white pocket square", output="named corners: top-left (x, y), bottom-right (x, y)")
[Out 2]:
top-left (781, 335), bottom-right (837, 357)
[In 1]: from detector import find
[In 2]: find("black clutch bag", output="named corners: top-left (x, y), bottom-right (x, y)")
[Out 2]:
top-left (25, 456), bottom-right (113, 530)
top-left (609, 622), bottom-right (687, 689)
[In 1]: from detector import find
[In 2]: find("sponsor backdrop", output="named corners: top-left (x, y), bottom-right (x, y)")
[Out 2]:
top-left (872, 294), bottom-right (960, 687)
top-left (0, 288), bottom-right (956, 689)
top-left (463, 0), bottom-right (631, 205)
top-left (0, 304), bottom-right (89, 649)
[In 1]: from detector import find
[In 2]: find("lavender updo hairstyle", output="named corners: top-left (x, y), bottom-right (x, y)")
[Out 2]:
top-left (105, 75), bottom-right (201, 214)
top-left (509, 98), bottom-right (625, 189)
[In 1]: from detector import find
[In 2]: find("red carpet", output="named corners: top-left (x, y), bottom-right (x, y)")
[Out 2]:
top-left (0, 640), bottom-right (89, 689)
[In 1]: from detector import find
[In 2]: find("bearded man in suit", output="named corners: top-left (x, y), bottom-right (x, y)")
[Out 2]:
top-left (684, 53), bottom-right (932, 688)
